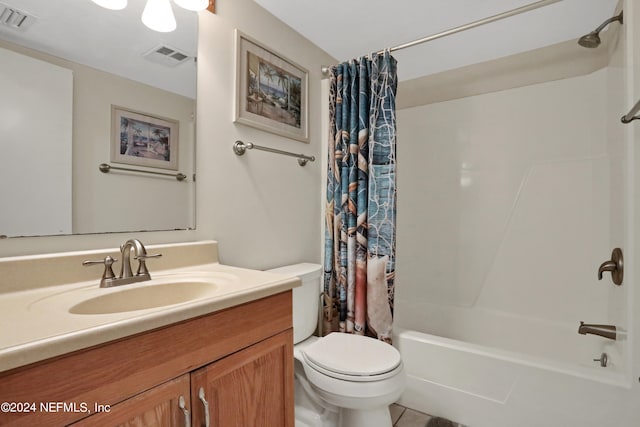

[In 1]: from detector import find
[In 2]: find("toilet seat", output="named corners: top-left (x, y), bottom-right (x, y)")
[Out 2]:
top-left (301, 333), bottom-right (402, 382)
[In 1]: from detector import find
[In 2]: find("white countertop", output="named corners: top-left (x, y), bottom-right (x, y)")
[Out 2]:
top-left (0, 243), bottom-right (300, 373)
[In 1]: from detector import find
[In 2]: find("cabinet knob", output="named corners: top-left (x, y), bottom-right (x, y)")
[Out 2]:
top-left (198, 387), bottom-right (210, 427)
top-left (178, 395), bottom-right (191, 427)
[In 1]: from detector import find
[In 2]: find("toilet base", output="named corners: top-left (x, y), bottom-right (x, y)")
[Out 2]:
top-left (295, 363), bottom-right (339, 427)
top-left (295, 405), bottom-right (338, 427)
top-left (295, 402), bottom-right (393, 427)
top-left (339, 406), bottom-right (393, 427)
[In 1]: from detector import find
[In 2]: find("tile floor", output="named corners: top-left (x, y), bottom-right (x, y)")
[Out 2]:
top-left (390, 404), bottom-right (466, 427)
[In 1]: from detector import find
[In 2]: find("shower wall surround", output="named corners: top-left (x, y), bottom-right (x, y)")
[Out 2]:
top-left (396, 69), bottom-right (612, 326)
top-left (393, 4), bottom-right (639, 424)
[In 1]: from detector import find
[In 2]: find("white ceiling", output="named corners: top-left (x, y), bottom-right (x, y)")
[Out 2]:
top-left (0, 1), bottom-right (621, 95)
top-left (0, 0), bottom-right (197, 98)
top-left (254, 0), bottom-right (619, 81)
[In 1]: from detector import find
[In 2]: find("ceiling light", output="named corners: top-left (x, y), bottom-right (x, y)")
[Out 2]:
top-left (141, 0), bottom-right (176, 33)
top-left (173, 0), bottom-right (208, 12)
top-left (91, 0), bottom-right (127, 10)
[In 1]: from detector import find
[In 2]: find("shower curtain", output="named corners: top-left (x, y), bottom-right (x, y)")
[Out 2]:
top-left (323, 51), bottom-right (398, 343)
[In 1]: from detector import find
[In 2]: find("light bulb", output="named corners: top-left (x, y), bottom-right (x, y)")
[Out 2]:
top-left (173, 0), bottom-right (208, 11)
top-left (142, 0), bottom-right (177, 32)
top-left (91, 0), bottom-right (127, 10)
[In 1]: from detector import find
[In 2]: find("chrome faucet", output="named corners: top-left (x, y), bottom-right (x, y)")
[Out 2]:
top-left (120, 238), bottom-right (149, 279)
top-left (578, 321), bottom-right (617, 340)
top-left (83, 239), bottom-right (162, 287)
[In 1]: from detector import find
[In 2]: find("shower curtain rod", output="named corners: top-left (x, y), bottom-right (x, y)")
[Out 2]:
top-left (321, 0), bottom-right (563, 74)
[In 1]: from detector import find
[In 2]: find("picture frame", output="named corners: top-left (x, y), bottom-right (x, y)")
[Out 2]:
top-left (234, 29), bottom-right (309, 143)
top-left (111, 105), bottom-right (179, 170)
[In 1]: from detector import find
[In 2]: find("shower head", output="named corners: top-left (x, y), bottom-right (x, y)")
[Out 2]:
top-left (578, 11), bottom-right (623, 48)
top-left (578, 32), bottom-right (601, 49)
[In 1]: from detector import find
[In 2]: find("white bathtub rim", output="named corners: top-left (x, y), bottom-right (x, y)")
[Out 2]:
top-left (405, 373), bottom-right (513, 404)
top-left (396, 329), bottom-right (631, 389)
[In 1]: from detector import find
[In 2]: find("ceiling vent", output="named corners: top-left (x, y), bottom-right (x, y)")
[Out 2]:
top-left (0, 3), bottom-right (35, 30)
top-left (143, 44), bottom-right (193, 67)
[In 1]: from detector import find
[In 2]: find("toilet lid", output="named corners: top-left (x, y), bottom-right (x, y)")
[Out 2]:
top-left (301, 333), bottom-right (401, 378)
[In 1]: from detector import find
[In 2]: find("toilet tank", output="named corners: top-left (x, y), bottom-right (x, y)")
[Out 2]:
top-left (267, 263), bottom-right (321, 344)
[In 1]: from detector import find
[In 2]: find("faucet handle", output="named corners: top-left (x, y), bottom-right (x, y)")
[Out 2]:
top-left (593, 352), bottom-right (608, 367)
top-left (134, 253), bottom-right (162, 275)
top-left (83, 256), bottom-right (118, 283)
top-left (598, 248), bottom-right (623, 285)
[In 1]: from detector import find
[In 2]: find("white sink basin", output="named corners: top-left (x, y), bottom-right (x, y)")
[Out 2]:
top-left (69, 281), bottom-right (218, 314)
top-left (28, 272), bottom-right (237, 315)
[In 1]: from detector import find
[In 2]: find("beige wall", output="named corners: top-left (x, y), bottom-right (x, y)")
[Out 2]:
top-left (194, 0), bottom-right (335, 268)
top-left (397, 38), bottom-right (609, 109)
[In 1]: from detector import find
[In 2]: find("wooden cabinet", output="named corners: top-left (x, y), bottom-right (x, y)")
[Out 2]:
top-left (70, 375), bottom-right (191, 427)
top-left (71, 330), bottom-right (293, 427)
top-left (0, 291), bottom-right (294, 427)
top-left (191, 331), bottom-right (293, 427)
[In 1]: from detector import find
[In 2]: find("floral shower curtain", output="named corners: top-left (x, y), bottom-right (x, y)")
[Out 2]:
top-left (323, 51), bottom-right (398, 343)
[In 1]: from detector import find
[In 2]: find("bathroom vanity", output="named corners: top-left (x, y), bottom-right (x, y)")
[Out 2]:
top-left (0, 241), bottom-right (298, 426)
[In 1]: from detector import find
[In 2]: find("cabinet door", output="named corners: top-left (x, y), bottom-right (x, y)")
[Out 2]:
top-left (191, 329), bottom-right (294, 427)
top-left (70, 375), bottom-right (191, 427)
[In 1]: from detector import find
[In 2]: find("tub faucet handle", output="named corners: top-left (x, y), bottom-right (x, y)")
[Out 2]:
top-left (598, 248), bottom-right (623, 285)
top-left (593, 352), bottom-right (608, 367)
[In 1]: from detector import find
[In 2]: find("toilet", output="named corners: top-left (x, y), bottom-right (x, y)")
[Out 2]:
top-left (268, 263), bottom-right (406, 427)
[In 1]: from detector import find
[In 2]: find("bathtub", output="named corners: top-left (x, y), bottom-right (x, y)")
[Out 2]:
top-left (395, 324), bottom-right (632, 427)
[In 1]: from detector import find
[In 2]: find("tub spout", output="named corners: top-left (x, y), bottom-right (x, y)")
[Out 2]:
top-left (578, 322), bottom-right (616, 340)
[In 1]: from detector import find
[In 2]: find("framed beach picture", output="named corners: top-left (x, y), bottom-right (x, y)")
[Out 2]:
top-left (234, 29), bottom-right (309, 143)
top-left (111, 105), bottom-right (179, 170)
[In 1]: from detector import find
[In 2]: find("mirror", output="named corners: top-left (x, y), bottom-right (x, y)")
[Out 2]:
top-left (0, 0), bottom-right (197, 238)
